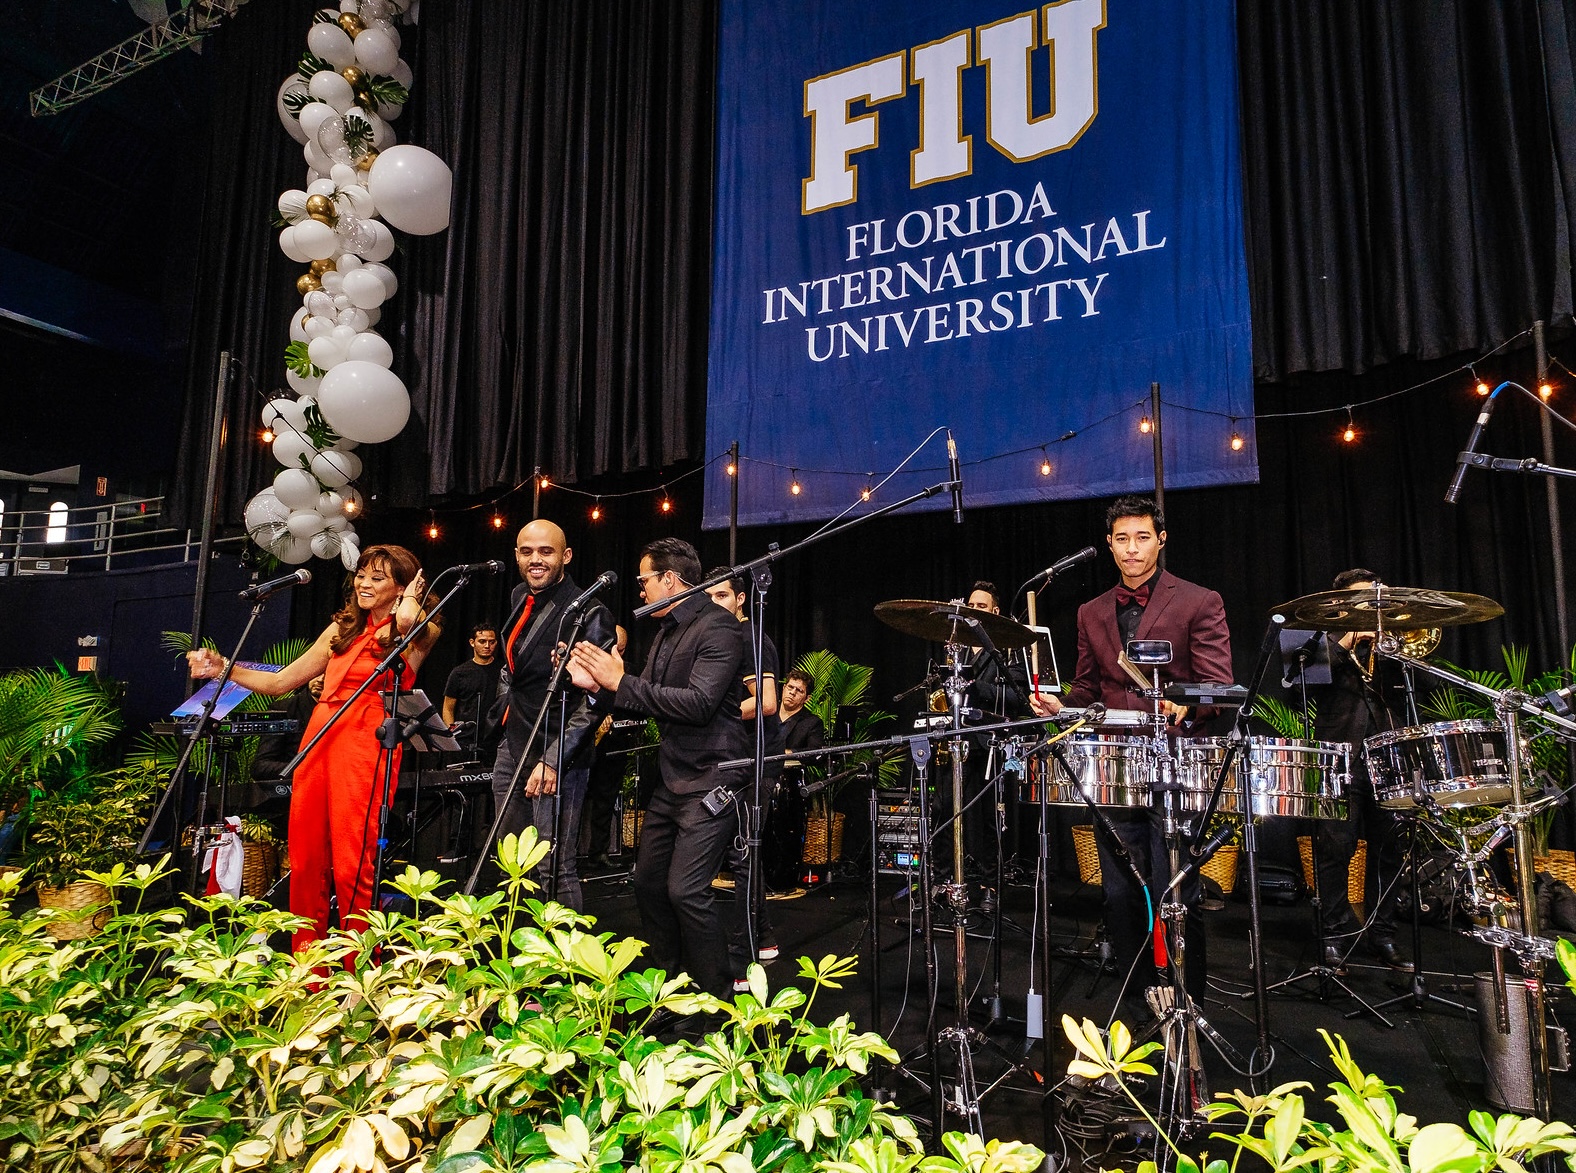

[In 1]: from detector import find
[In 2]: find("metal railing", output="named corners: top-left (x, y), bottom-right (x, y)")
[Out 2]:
top-left (0, 495), bottom-right (242, 573)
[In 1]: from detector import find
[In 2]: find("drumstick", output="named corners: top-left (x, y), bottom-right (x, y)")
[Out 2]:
top-left (1027, 590), bottom-right (1040, 685)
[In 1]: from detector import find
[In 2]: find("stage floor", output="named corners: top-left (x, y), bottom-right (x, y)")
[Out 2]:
top-left (564, 857), bottom-right (1575, 1167)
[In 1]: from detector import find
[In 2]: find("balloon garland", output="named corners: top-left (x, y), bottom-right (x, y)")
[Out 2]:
top-left (246, 0), bottom-right (452, 570)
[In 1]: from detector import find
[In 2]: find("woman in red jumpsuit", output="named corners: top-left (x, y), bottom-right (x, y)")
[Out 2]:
top-left (188, 544), bottom-right (441, 951)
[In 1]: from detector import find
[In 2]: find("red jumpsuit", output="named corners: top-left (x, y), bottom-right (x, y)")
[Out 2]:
top-left (288, 618), bottom-right (413, 953)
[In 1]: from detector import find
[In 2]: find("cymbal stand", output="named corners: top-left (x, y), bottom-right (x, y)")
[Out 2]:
top-left (1371, 796), bottom-right (1472, 1017)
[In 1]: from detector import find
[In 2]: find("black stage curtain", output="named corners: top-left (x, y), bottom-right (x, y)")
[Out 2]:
top-left (1238, 1), bottom-right (1576, 380)
top-left (171, 0), bottom-right (715, 524)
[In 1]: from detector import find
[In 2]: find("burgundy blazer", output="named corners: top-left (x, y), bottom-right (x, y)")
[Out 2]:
top-left (1064, 570), bottom-right (1235, 721)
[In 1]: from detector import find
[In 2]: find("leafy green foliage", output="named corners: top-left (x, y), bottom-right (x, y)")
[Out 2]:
top-left (296, 50), bottom-right (333, 82)
top-left (284, 340), bottom-right (325, 380)
top-left (791, 650), bottom-right (901, 805)
top-left (0, 831), bottom-right (1036, 1173)
top-left (365, 75), bottom-right (410, 112)
top-left (0, 665), bottom-right (122, 807)
top-left (281, 87), bottom-right (311, 117)
top-left (302, 400), bottom-right (343, 451)
top-left (18, 762), bottom-right (163, 888)
top-left (1249, 695), bottom-right (1312, 740)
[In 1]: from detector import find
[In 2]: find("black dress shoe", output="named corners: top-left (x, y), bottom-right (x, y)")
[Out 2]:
top-left (1322, 944), bottom-right (1348, 973)
top-left (1369, 941), bottom-right (1415, 972)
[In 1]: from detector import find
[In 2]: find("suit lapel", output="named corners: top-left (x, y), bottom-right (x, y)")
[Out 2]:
top-left (1135, 573), bottom-right (1176, 640)
top-left (517, 595), bottom-right (559, 660)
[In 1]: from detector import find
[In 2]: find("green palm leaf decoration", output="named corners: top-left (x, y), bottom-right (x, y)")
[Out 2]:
top-left (792, 649), bottom-right (901, 801)
top-left (0, 666), bottom-right (122, 806)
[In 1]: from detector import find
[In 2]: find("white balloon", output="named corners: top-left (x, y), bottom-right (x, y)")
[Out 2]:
top-left (307, 22), bottom-right (356, 69)
top-left (308, 69), bottom-right (355, 113)
top-left (278, 225), bottom-right (310, 263)
top-left (243, 488), bottom-right (291, 533)
top-left (321, 512), bottom-right (351, 533)
top-left (351, 218), bottom-right (395, 262)
top-left (311, 447), bottom-right (363, 487)
top-left (339, 184), bottom-right (376, 218)
top-left (262, 396), bottom-right (308, 432)
top-left (286, 509), bottom-right (326, 539)
top-left (340, 0), bottom-right (359, 12)
top-left (341, 268), bottom-right (387, 309)
top-left (303, 140), bottom-right (333, 175)
top-left (276, 534), bottom-right (315, 565)
top-left (362, 305), bottom-right (381, 327)
top-left (275, 468), bottom-right (322, 511)
top-left (278, 188), bottom-right (309, 223)
top-left (330, 162), bottom-right (360, 189)
top-left (293, 218), bottom-right (338, 260)
top-left (340, 535), bottom-right (362, 570)
top-left (332, 433), bottom-right (361, 451)
top-left (308, 335), bottom-right (347, 370)
top-left (368, 145), bottom-right (452, 235)
top-left (346, 330), bottom-right (393, 368)
top-left (305, 290), bottom-right (335, 317)
top-left (272, 430), bottom-right (316, 469)
top-left (336, 252), bottom-right (364, 273)
top-left (303, 314), bottom-right (335, 339)
top-left (306, 168), bottom-right (323, 184)
top-left (370, 110), bottom-right (396, 148)
top-left (339, 485), bottom-right (365, 514)
top-left (307, 176), bottom-right (339, 199)
top-left (277, 76), bottom-right (311, 144)
top-left (285, 368), bottom-right (321, 395)
top-left (299, 98), bottom-right (336, 139)
top-left (320, 270), bottom-right (345, 294)
top-left (317, 360), bottom-right (411, 443)
top-left (289, 306), bottom-right (312, 343)
top-left (390, 58), bottom-right (412, 89)
top-left (337, 306), bottom-right (370, 331)
top-left (331, 323), bottom-right (358, 346)
top-left (317, 489), bottom-right (347, 514)
top-left (353, 27), bottom-right (399, 75)
top-left (361, 261), bottom-right (398, 299)
top-left (331, 293), bottom-right (351, 311)
top-left (310, 530), bottom-right (344, 560)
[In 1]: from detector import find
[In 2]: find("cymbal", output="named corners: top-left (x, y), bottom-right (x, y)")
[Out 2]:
top-left (873, 599), bottom-right (1040, 649)
top-left (1277, 585), bottom-right (1503, 631)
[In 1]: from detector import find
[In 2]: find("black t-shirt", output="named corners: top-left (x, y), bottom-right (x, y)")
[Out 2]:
top-left (738, 619), bottom-right (786, 771)
top-left (445, 659), bottom-right (503, 728)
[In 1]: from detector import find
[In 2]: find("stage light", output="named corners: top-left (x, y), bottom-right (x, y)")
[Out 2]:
top-left (789, 469), bottom-right (802, 496)
top-left (590, 498), bottom-right (602, 521)
top-left (1138, 415), bottom-right (1152, 435)
top-left (1039, 448), bottom-right (1052, 476)
top-left (261, 426), bottom-right (275, 444)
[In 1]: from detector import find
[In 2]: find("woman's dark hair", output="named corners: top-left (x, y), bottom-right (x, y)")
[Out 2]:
top-left (329, 544), bottom-right (442, 655)
top-left (641, 537), bottom-right (702, 586)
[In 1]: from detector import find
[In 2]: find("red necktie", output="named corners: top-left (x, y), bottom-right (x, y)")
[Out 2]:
top-left (505, 593), bottom-right (535, 672)
top-left (1115, 583), bottom-right (1152, 608)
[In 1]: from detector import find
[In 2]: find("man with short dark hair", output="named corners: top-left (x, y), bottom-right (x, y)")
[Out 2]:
top-left (443, 622), bottom-right (502, 762)
top-left (1031, 495), bottom-right (1234, 1000)
top-left (780, 670), bottom-right (824, 755)
top-left (568, 538), bottom-right (749, 998)
top-left (1308, 569), bottom-right (1413, 972)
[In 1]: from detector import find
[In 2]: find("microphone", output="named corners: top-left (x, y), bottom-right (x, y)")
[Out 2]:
top-left (563, 570), bottom-right (617, 613)
top-left (947, 432), bottom-right (963, 524)
top-left (1032, 546), bottom-right (1098, 583)
top-left (238, 568), bottom-right (311, 601)
top-left (1444, 388), bottom-right (1501, 504)
top-left (448, 560), bottom-right (507, 576)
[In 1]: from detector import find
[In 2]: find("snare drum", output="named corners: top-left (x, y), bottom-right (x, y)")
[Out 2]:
top-left (1363, 719), bottom-right (1527, 809)
top-left (1047, 734), bottom-right (1153, 807)
top-left (1237, 738), bottom-right (1349, 819)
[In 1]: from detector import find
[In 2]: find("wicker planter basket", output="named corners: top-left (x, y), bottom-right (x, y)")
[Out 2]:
top-left (36, 879), bottom-right (112, 940)
top-left (1071, 823), bottom-right (1102, 885)
top-left (621, 808), bottom-right (645, 849)
top-left (1533, 849), bottom-right (1576, 888)
top-left (1201, 844), bottom-right (1241, 895)
top-left (802, 811), bottom-right (845, 866)
top-left (1297, 836), bottom-right (1367, 906)
top-left (241, 840), bottom-right (280, 898)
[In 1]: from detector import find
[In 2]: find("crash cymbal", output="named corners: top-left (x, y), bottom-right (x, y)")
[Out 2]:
top-left (1277, 585), bottom-right (1503, 631)
top-left (873, 599), bottom-right (1040, 649)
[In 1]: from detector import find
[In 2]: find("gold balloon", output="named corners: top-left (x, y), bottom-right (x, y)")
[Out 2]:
top-left (309, 257), bottom-right (337, 276)
top-left (338, 12), bottom-right (364, 35)
top-left (341, 66), bottom-right (365, 88)
top-left (304, 194), bottom-right (334, 218)
top-left (308, 212), bottom-right (335, 226)
top-left (356, 149), bottom-right (379, 172)
top-left (296, 273), bottom-right (322, 295)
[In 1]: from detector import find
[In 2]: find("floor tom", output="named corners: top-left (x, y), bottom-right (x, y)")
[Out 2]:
top-left (1363, 719), bottom-right (1526, 809)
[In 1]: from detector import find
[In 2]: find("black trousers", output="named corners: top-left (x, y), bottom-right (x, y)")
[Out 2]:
top-left (634, 783), bottom-right (739, 998)
top-left (1095, 809), bottom-right (1207, 1002)
top-left (1315, 771), bottom-right (1405, 945)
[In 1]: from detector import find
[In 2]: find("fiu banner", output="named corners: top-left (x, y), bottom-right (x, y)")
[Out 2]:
top-left (703, 0), bottom-right (1256, 529)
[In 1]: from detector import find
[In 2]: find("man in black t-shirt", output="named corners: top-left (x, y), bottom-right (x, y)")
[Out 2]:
top-left (443, 622), bottom-right (502, 763)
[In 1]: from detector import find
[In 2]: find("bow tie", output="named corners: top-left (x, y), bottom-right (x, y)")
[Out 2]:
top-left (1115, 583), bottom-right (1152, 608)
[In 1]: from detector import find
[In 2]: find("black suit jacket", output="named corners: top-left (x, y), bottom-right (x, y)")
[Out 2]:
top-left (592, 593), bottom-right (749, 795)
top-left (495, 572), bottom-right (617, 770)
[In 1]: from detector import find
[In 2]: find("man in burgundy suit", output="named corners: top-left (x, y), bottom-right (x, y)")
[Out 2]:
top-left (1032, 495), bottom-right (1234, 1002)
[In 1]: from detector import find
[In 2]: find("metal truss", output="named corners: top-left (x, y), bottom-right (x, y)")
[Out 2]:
top-left (29, 0), bottom-right (252, 117)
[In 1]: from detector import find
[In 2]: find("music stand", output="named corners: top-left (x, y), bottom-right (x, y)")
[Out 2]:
top-left (381, 689), bottom-right (463, 753)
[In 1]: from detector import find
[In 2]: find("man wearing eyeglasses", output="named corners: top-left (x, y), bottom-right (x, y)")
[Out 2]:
top-left (490, 519), bottom-right (616, 911)
top-left (568, 537), bottom-right (750, 999)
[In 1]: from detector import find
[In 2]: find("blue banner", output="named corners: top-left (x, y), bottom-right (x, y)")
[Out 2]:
top-left (704, 0), bottom-right (1256, 529)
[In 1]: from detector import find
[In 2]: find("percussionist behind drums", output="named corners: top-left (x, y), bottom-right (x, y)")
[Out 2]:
top-left (1030, 495), bottom-right (1234, 1002)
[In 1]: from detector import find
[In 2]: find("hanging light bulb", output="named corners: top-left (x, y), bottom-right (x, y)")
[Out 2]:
top-left (789, 469), bottom-right (802, 496)
top-left (1473, 368), bottom-right (1490, 397)
top-left (261, 426), bottom-right (276, 444)
top-left (726, 460), bottom-right (737, 477)
top-left (590, 498), bottom-right (603, 521)
top-left (426, 512), bottom-right (440, 541)
top-left (659, 489), bottom-right (672, 514)
top-left (1138, 415), bottom-right (1153, 435)
top-left (539, 473), bottom-right (551, 490)
top-left (490, 511), bottom-right (505, 530)
top-left (1228, 420), bottom-right (1244, 452)
top-left (1039, 448), bottom-right (1052, 476)
top-left (1341, 407), bottom-right (1356, 444)
top-left (860, 483), bottom-right (872, 502)
top-left (1540, 381), bottom-right (1554, 400)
